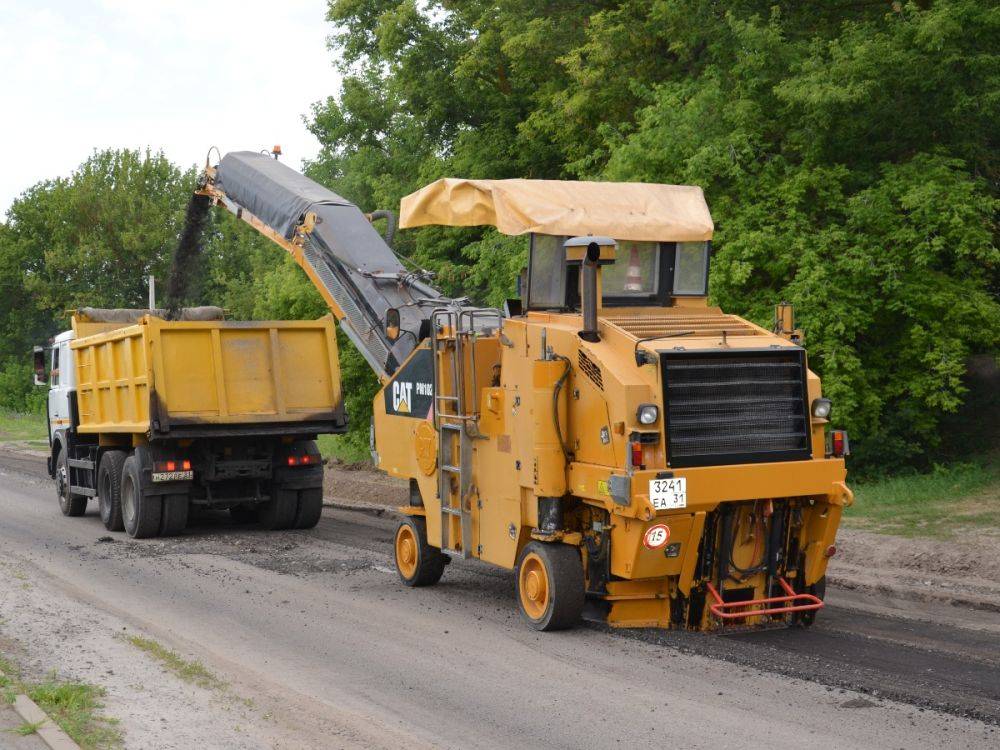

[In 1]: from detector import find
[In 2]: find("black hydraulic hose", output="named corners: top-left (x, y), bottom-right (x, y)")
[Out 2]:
top-left (368, 209), bottom-right (397, 248)
top-left (551, 354), bottom-right (573, 462)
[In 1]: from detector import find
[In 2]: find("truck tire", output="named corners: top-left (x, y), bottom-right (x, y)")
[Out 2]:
top-left (292, 488), bottom-right (323, 529)
top-left (97, 451), bottom-right (127, 531)
top-left (394, 516), bottom-right (446, 587)
top-left (159, 494), bottom-right (189, 536)
top-left (56, 448), bottom-right (87, 517)
top-left (515, 541), bottom-right (584, 631)
top-left (121, 454), bottom-right (162, 539)
top-left (258, 489), bottom-right (296, 530)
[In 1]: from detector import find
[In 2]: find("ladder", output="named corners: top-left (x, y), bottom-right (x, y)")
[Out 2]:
top-left (430, 307), bottom-right (502, 558)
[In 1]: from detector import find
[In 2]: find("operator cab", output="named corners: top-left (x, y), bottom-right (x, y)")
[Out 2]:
top-left (525, 234), bottom-right (710, 311)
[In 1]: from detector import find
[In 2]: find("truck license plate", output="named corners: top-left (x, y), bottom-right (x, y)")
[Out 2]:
top-left (649, 477), bottom-right (686, 510)
top-left (152, 470), bottom-right (194, 483)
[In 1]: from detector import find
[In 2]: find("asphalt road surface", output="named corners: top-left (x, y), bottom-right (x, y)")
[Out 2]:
top-left (0, 449), bottom-right (996, 749)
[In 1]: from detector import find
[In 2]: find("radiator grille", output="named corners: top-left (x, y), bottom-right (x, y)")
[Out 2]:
top-left (661, 349), bottom-right (811, 467)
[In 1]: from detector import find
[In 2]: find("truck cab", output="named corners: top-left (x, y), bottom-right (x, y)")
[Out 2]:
top-left (43, 329), bottom-right (76, 461)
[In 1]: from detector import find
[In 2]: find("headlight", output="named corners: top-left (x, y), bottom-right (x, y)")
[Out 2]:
top-left (637, 404), bottom-right (659, 425)
top-left (812, 398), bottom-right (832, 419)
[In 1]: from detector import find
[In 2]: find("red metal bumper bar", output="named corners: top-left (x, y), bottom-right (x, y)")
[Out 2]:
top-left (705, 577), bottom-right (823, 621)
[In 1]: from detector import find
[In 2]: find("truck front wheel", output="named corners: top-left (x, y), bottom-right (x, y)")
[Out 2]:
top-left (56, 448), bottom-right (87, 517)
top-left (121, 455), bottom-right (162, 539)
top-left (98, 451), bottom-right (127, 531)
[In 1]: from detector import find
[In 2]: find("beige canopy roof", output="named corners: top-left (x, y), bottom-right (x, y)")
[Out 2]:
top-left (399, 178), bottom-right (713, 242)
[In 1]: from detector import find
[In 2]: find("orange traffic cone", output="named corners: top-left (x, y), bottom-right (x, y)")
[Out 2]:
top-left (625, 245), bottom-right (642, 291)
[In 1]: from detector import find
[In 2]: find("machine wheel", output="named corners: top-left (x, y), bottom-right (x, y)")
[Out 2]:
top-left (795, 575), bottom-right (826, 628)
top-left (515, 541), bottom-right (585, 631)
top-left (97, 451), bottom-right (127, 531)
top-left (259, 488), bottom-right (297, 530)
top-left (229, 503), bottom-right (258, 524)
top-left (56, 448), bottom-right (87, 517)
top-left (394, 516), bottom-right (446, 587)
top-left (121, 455), bottom-right (162, 539)
top-left (293, 488), bottom-right (323, 530)
top-left (159, 493), bottom-right (189, 536)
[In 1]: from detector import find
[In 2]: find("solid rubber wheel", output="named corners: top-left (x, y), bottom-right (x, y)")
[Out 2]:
top-left (159, 493), bottom-right (189, 536)
top-left (293, 488), bottom-right (323, 529)
top-left (98, 451), bottom-right (127, 531)
top-left (515, 541), bottom-right (584, 631)
top-left (56, 449), bottom-right (87, 517)
top-left (394, 516), bottom-right (446, 587)
top-left (121, 455), bottom-right (162, 539)
top-left (259, 488), bottom-right (297, 530)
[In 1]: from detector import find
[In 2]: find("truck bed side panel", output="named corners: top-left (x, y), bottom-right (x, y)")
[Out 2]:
top-left (73, 317), bottom-right (343, 434)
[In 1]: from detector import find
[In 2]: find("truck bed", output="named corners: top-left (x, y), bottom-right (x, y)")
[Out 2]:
top-left (70, 314), bottom-right (345, 437)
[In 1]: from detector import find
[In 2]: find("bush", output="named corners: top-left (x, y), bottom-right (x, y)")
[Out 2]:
top-left (0, 358), bottom-right (46, 413)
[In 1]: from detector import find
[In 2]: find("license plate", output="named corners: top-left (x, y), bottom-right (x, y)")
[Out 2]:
top-left (649, 477), bottom-right (686, 510)
top-left (152, 470), bottom-right (194, 483)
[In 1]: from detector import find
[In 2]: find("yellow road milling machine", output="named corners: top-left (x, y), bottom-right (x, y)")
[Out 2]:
top-left (193, 152), bottom-right (852, 631)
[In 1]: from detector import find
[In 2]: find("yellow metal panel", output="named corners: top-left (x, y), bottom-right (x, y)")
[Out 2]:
top-left (72, 315), bottom-right (341, 433)
top-left (276, 328), bottom-right (337, 412)
top-left (217, 328), bottom-right (276, 415)
top-left (159, 328), bottom-right (221, 415)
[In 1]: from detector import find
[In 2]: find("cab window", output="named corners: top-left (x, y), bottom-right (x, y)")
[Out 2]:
top-left (602, 241), bottom-right (660, 297)
top-left (673, 241), bottom-right (710, 295)
top-left (50, 346), bottom-right (59, 387)
top-left (525, 234), bottom-right (710, 309)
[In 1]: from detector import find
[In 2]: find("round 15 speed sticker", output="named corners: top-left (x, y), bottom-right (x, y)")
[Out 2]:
top-left (643, 524), bottom-right (671, 550)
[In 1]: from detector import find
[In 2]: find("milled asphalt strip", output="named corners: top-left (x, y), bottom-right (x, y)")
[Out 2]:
top-left (8, 693), bottom-right (81, 750)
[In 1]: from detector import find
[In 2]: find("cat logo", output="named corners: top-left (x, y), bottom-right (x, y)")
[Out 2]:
top-left (384, 348), bottom-right (435, 419)
top-left (392, 380), bottom-right (413, 413)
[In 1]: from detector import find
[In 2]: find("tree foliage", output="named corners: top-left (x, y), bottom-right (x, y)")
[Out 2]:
top-left (0, 3), bottom-right (996, 471)
top-left (306, 0), bottom-right (1000, 470)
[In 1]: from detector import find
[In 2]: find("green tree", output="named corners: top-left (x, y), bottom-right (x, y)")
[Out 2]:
top-left (308, 0), bottom-right (1000, 471)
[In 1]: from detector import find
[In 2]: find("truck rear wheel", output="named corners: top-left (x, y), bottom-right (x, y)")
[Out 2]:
top-left (292, 488), bottom-right (323, 529)
top-left (56, 448), bottom-right (88, 517)
top-left (258, 489), bottom-right (296, 530)
top-left (394, 516), bottom-right (446, 587)
top-left (121, 454), bottom-right (162, 539)
top-left (98, 451), bottom-right (127, 531)
top-left (159, 494), bottom-right (189, 536)
top-left (515, 541), bottom-right (584, 631)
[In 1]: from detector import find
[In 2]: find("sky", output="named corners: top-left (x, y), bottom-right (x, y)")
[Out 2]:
top-left (0, 0), bottom-right (342, 218)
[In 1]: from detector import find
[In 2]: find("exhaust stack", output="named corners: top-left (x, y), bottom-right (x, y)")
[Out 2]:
top-left (564, 236), bottom-right (617, 344)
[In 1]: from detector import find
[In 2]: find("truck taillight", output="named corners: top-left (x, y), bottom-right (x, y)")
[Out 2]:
top-left (829, 430), bottom-right (850, 458)
top-left (287, 454), bottom-right (313, 467)
top-left (630, 441), bottom-right (643, 470)
top-left (153, 459), bottom-right (191, 473)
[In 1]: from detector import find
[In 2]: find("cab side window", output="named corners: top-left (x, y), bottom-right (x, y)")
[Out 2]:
top-left (50, 346), bottom-right (59, 387)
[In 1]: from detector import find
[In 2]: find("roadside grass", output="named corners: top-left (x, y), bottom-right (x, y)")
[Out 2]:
top-left (12, 719), bottom-right (44, 736)
top-left (0, 653), bottom-right (121, 749)
top-left (317, 433), bottom-right (370, 466)
top-left (0, 410), bottom-right (47, 450)
top-left (845, 455), bottom-right (1000, 538)
top-left (124, 636), bottom-right (226, 691)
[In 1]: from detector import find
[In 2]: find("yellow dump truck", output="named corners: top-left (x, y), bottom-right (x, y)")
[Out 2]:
top-left (37, 307), bottom-right (345, 538)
